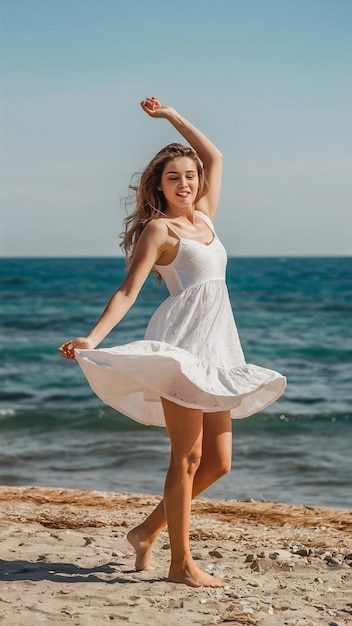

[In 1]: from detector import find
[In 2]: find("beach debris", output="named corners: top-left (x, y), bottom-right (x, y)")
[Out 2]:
top-left (250, 557), bottom-right (276, 572)
top-left (325, 554), bottom-right (341, 567)
top-left (83, 536), bottom-right (93, 545)
top-left (244, 550), bottom-right (295, 572)
top-left (293, 547), bottom-right (309, 557)
top-left (304, 594), bottom-right (314, 602)
top-left (224, 591), bottom-right (240, 600)
top-left (240, 600), bottom-right (254, 614)
top-left (220, 603), bottom-right (257, 624)
top-left (209, 549), bottom-right (223, 558)
top-left (60, 608), bottom-right (72, 616)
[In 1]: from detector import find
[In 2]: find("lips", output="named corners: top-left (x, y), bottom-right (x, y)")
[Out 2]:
top-left (176, 192), bottom-right (190, 198)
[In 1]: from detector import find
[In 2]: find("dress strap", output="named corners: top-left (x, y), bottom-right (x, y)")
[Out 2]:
top-left (158, 212), bottom-right (215, 240)
top-left (195, 210), bottom-right (215, 234)
top-left (157, 219), bottom-right (181, 240)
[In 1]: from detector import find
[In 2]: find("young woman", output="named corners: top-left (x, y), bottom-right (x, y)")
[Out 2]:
top-left (59, 97), bottom-right (286, 587)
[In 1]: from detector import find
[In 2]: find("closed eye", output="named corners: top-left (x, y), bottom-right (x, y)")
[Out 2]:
top-left (167, 175), bottom-right (195, 180)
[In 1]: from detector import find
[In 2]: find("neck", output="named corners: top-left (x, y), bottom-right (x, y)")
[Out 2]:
top-left (165, 205), bottom-right (196, 222)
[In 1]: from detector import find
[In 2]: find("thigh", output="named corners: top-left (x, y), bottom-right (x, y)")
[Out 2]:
top-left (161, 398), bottom-right (204, 458)
top-left (202, 411), bottom-right (232, 461)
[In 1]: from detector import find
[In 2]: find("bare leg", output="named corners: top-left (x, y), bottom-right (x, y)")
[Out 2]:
top-left (128, 407), bottom-right (231, 579)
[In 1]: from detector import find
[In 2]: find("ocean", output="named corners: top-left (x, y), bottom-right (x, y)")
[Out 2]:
top-left (0, 257), bottom-right (351, 509)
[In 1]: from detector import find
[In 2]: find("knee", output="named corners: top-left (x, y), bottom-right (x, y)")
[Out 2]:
top-left (187, 450), bottom-right (202, 475)
top-left (209, 454), bottom-right (232, 479)
top-left (218, 457), bottom-right (232, 477)
top-left (171, 449), bottom-right (202, 476)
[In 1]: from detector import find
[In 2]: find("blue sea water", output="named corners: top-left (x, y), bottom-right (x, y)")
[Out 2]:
top-left (0, 257), bottom-right (351, 508)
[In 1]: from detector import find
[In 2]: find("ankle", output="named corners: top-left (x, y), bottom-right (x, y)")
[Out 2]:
top-left (130, 523), bottom-right (162, 545)
top-left (170, 553), bottom-right (193, 570)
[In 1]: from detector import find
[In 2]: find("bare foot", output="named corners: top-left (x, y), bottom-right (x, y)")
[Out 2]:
top-left (168, 562), bottom-right (225, 588)
top-left (127, 526), bottom-right (155, 571)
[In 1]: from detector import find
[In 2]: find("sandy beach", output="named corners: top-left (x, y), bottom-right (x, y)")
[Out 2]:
top-left (0, 486), bottom-right (351, 626)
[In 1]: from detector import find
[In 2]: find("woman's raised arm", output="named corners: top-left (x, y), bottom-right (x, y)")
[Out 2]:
top-left (141, 97), bottom-right (223, 219)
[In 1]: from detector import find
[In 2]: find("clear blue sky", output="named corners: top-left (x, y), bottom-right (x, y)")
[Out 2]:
top-left (1, 0), bottom-right (351, 257)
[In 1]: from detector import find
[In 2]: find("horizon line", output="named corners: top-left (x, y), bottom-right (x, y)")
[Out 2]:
top-left (1, 254), bottom-right (351, 261)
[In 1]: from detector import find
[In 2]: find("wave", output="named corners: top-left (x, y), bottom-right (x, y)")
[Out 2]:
top-left (0, 277), bottom-right (27, 285)
top-left (0, 407), bottom-right (350, 432)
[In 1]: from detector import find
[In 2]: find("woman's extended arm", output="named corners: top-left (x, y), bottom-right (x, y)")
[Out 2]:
top-left (141, 97), bottom-right (223, 219)
top-left (59, 221), bottom-right (167, 359)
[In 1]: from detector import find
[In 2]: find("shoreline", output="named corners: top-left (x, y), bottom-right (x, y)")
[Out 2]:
top-left (1, 486), bottom-right (351, 625)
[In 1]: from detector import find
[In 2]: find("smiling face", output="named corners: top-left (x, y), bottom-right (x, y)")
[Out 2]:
top-left (159, 157), bottom-right (199, 213)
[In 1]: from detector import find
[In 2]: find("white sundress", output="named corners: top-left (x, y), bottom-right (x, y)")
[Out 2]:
top-left (75, 211), bottom-right (286, 427)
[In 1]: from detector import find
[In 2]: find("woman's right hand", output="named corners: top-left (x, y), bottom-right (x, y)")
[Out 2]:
top-left (59, 337), bottom-right (95, 360)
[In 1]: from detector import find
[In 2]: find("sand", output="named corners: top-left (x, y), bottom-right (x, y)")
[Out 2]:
top-left (0, 486), bottom-right (351, 625)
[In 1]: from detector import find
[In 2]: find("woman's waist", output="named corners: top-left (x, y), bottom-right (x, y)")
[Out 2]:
top-left (166, 277), bottom-right (226, 297)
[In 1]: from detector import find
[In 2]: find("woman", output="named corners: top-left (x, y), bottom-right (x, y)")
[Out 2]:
top-left (60, 97), bottom-right (286, 587)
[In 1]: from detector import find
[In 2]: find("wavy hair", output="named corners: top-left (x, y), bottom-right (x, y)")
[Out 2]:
top-left (120, 143), bottom-right (206, 267)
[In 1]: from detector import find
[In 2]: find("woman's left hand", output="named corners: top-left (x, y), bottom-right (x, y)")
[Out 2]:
top-left (140, 97), bottom-right (175, 119)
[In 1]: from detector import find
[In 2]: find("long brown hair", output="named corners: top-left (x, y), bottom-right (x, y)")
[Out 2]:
top-left (120, 143), bottom-right (206, 266)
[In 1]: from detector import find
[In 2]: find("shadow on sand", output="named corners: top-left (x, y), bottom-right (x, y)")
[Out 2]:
top-left (0, 559), bottom-right (161, 584)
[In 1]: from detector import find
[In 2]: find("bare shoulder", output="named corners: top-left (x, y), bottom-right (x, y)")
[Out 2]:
top-left (135, 219), bottom-right (169, 252)
top-left (142, 218), bottom-right (169, 240)
top-left (126, 218), bottom-right (170, 273)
